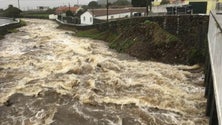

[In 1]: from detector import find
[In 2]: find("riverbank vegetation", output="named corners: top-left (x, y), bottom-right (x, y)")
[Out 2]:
top-left (21, 8), bottom-right (55, 19)
top-left (1, 5), bottom-right (22, 18)
top-left (0, 20), bottom-right (26, 40)
top-left (73, 19), bottom-right (206, 65)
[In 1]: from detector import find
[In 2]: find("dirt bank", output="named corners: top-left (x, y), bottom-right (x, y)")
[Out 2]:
top-left (73, 19), bottom-right (206, 65)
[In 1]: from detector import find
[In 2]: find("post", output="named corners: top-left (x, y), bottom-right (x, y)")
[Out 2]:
top-left (209, 97), bottom-right (218, 125)
top-left (106, 0), bottom-right (109, 23)
top-left (146, 0), bottom-right (149, 16)
top-left (77, 0), bottom-right (79, 5)
top-left (18, 0), bottom-right (20, 9)
top-left (146, 0), bottom-right (152, 15)
top-left (206, 70), bottom-right (213, 116)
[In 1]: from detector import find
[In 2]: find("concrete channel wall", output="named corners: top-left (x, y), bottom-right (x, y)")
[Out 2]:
top-left (0, 17), bottom-right (20, 27)
top-left (205, 10), bottom-right (222, 125)
top-left (57, 15), bottom-right (209, 45)
top-left (0, 17), bottom-right (20, 38)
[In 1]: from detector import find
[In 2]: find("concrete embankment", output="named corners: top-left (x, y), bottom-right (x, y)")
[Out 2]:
top-left (0, 18), bottom-right (25, 39)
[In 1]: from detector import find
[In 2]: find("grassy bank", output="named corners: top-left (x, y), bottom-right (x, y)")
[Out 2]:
top-left (75, 20), bottom-right (193, 64)
top-left (59, 18), bottom-right (207, 65)
top-left (0, 20), bottom-right (26, 40)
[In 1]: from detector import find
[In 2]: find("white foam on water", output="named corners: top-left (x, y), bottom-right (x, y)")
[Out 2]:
top-left (0, 19), bottom-right (208, 125)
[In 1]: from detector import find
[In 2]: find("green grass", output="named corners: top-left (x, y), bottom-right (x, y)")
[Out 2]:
top-left (76, 29), bottom-right (118, 41)
top-left (20, 20), bottom-right (27, 26)
top-left (21, 13), bottom-right (49, 19)
top-left (76, 28), bottom-right (136, 52)
top-left (109, 38), bottom-right (136, 52)
top-left (8, 28), bottom-right (18, 33)
top-left (76, 29), bottom-right (100, 38)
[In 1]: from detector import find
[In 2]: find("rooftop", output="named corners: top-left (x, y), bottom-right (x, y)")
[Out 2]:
top-left (88, 7), bottom-right (146, 17)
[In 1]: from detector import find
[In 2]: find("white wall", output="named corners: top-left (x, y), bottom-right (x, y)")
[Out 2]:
top-left (49, 14), bottom-right (58, 20)
top-left (95, 12), bottom-right (131, 20)
top-left (80, 11), bottom-right (93, 25)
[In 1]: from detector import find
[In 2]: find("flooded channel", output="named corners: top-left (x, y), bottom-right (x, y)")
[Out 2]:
top-left (0, 19), bottom-right (207, 125)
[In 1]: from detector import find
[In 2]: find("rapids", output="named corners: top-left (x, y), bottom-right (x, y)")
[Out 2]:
top-left (0, 19), bottom-right (207, 125)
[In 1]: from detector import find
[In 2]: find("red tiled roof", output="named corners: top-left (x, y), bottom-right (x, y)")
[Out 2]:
top-left (90, 9), bottom-right (130, 16)
top-left (56, 6), bottom-right (80, 14)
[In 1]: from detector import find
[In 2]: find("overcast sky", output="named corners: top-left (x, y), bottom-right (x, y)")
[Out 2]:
top-left (0, 0), bottom-right (94, 10)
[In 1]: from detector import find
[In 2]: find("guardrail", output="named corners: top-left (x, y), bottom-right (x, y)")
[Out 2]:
top-left (205, 10), bottom-right (222, 125)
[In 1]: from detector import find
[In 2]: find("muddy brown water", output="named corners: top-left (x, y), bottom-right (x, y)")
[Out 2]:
top-left (0, 19), bottom-right (207, 125)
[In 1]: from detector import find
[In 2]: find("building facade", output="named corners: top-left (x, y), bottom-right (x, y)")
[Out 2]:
top-left (184, 0), bottom-right (217, 14)
top-left (97, 0), bottom-right (132, 5)
top-left (80, 11), bottom-right (94, 25)
top-left (80, 8), bottom-right (146, 25)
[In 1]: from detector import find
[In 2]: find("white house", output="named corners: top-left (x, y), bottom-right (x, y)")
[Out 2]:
top-left (80, 8), bottom-right (146, 25)
top-left (80, 11), bottom-right (94, 25)
top-left (49, 14), bottom-right (58, 20)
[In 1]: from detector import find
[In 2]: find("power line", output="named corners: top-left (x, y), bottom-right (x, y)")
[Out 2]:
top-left (18, 0), bottom-right (20, 9)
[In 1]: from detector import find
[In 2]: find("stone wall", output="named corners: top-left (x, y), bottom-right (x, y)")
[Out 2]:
top-left (97, 15), bottom-right (209, 47)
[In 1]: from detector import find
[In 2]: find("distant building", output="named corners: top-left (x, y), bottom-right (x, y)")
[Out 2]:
top-left (97, 0), bottom-right (132, 5)
top-left (183, 0), bottom-right (218, 14)
top-left (55, 6), bottom-right (82, 15)
top-left (37, 6), bottom-right (50, 11)
top-left (80, 7), bottom-right (146, 25)
top-left (49, 14), bottom-right (58, 20)
top-left (153, 0), bottom-right (163, 6)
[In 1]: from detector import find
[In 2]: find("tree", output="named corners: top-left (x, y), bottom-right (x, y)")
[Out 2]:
top-left (81, 5), bottom-right (88, 10)
top-left (132, 0), bottom-right (147, 7)
top-left (45, 8), bottom-right (56, 14)
top-left (132, 0), bottom-right (152, 15)
top-left (113, 0), bottom-right (131, 5)
top-left (3, 5), bottom-right (22, 18)
top-left (160, 0), bottom-right (170, 5)
top-left (75, 9), bottom-right (86, 18)
top-left (66, 10), bottom-right (73, 16)
top-left (88, 1), bottom-right (100, 9)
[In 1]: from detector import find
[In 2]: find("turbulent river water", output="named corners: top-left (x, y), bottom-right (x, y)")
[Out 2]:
top-left (0, 19), bottom-right (208, 125)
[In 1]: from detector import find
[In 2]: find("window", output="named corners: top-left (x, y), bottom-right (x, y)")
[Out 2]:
top-left (83, 16), bottom-right (86, 21)
top-left (111, 16), bottom-right (114, 19)
top-left (90, 17), bottom-right (92, 22)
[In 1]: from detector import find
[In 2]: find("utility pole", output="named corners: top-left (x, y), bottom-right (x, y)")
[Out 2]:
top-left (77, 0), bottom-right (79, 5)
top-left (146, 0), bottom-right (152, 15)
top-left (18, 0), bottom-right (20, 9)
top-left (106, 0), bottom-right (109, 23)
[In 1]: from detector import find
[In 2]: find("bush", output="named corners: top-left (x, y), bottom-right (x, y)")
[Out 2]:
top-left (3, 5), bottom-right (22, 18)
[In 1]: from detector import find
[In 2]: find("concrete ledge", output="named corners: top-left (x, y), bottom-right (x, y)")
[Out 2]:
top-left (207, 10), bottom-right (222, 125)
top-left (0, 17), bottom-right (20, 27)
